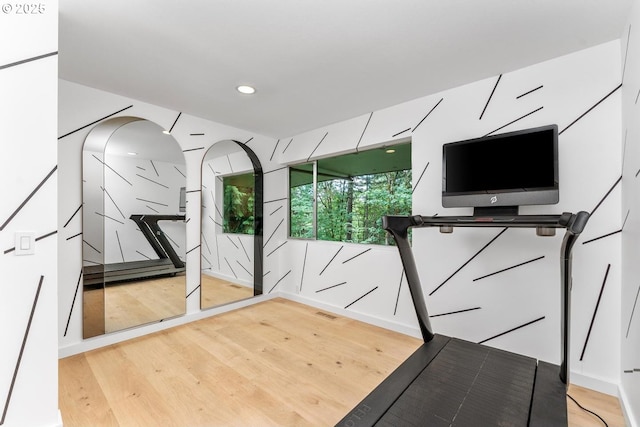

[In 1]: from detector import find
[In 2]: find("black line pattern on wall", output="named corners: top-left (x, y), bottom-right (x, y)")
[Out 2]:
top-left (411, 162), bottom-right (429, 194)
top-left (345, 286), bottom-right (378, 309)
top-left (58, 105), bottom-right (133, 140)
top-left (479, 74), bottom-right (502, 120)
top-left (591, 176), bottom-right (621, 216)
top-left (473, 256), bottom-right (545, 281)
top-left (356, 112), bottom-right (373, 151)
top-left (244, 137), bottom-right (254, 145)
top-left (269, 270), bottom-right (292, 293)
top-left (626, 284), bottom-right (640, 339)
top-left (582, 229), bottom-right (622, 245)
top-left (265, 197), bottom-right (288, 204)
top-left (264, 166), bottom-right (288, 175)
top-left (412, 98), bottom-right (443, 133)
top-left (182, 147), bottom-right (205, 153)
top-left (224, 258), bottom-right (237, 278)
top-left (4, 231), bottom-right (57, 254)
top-left (635, 89), bottom-right (640, 105)
top-left (300, 243), bottom-right (309, 291)
top-left (0, 165), bottom-right (57, 231)
top-left (93, 155), bottom-right (132, 185)
top-left (174, 166), bottom-right (185, 178)
top-left (430, 307), bottom-right (482, 318)
top-left (146, 205), bottom-right (159, 213)
top-left (483, 106), bottom-right (543, 137)
top-left (516, 85), bottom-right (543, 99)
top-left (186, 245), bottom-right (200, 255)
top-left (263, 218), bottom-right (284, 248)
top-left (0, 51), bottom-right (57, 71)
top-left (236, 260), bottom-right (252, 277)
top-left (226, 235), bottom-right (239, 249)
top-left (168, 112), bottom-right (182, 133)
top-left (559, 84), bottom-right (622, 135)
top-left (316, 282), bottom-right (347, 293)
top-left (95, 212), bottom-right (124, 224)
top-left (269, 205), bottom-right (284, 216)
top-left (1, 275), bottom-right (44, 426)
top-left (392, 128), bottom-right (411, 137)
top-left (270, 139), bottom-right (280, 161)
top-left (319, 246), bottom-right (343, 276)
top-left (430, 228), bottom-right (508, 296)
top-left (215, 235), bottom-right (220, 269)
top-left (307, 132), bottom-right (329, 162)
top-left (135, 197), bottom-right (168, 207)
top-left (266, 241), bottom-right (287, 257)
top-left (202, 254), bottom-right (212, 268)
top-left (186, 285), bottom-right (200, 299)
top-left (64, 270), bottom-right (83, 337)
top-left (622, 25), bottom-right (631, 83)
top-left (623, 210), bottom-right (631, 230)
top-left (83, 240), bottom-right (101, 254)
top-left (282, 138), bottom-right (294, 154)
top-left (580, 264), bottom-right (610, 361)
top-left (136, 250), bottom-right (152, 260)
top-left (190, 133), bottom-right (204, 136)
top-left (136, 174), bottom-right (169, 188)
top-left (63, 205), bottom-right (82, 228)
top-left (478, 315), bottom-right (545, 344)
top-left (342, 248), bottom-right (372, 264)
top-left (238, 238), bottom-right (251, 262)
top-left (102, 187), bottom-right (125, 219)
top-left (201, 232), bottom-right (211, 254)
top-left (150, 160), bottom-right (159, 177)
top-left (115, 230), bottom-right (124, 262)
top-left (393, 269), bottom-right (404, 315)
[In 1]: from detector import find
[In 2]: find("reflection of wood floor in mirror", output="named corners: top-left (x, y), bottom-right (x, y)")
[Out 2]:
top-left (59, 298), bottom-right (626, 427)
top-left (201, 273), bottom-right (254, 308)
top-left (105, 274), bottom-right (185, 333)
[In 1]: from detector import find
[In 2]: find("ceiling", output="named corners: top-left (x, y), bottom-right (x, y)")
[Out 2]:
top-left (59, 0), bottom-right (632, 139)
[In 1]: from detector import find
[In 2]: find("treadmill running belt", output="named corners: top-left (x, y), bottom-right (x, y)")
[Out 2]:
top-left (376, 338), bottom-right (536, 427)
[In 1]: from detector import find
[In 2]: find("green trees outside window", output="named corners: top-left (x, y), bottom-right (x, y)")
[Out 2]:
top-left (289, 143), bottom-right (412, 245)
top-left (223, 173), bottom-right (255, 234)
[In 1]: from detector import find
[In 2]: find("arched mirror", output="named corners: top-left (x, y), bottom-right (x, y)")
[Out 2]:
top-left (200, 140), bottom-right (263, 309)
top-left (82, 117), bottom-right (187, 338)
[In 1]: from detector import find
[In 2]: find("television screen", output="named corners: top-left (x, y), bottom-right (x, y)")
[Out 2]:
top-left (442, 124), bottom-right (559, 211)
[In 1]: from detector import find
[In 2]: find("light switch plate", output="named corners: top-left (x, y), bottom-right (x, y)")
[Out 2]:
top-left (15, 231), bottom-right (35, 255)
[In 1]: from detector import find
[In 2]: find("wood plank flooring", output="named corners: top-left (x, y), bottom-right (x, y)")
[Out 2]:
top-left (59, 298), bottom-right (627, 426)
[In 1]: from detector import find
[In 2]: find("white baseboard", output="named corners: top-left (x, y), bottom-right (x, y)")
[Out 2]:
top-left (281, 291), bottom-right (423, 339)
top-left (619, 385), bottom-right (638, 427)
top-left (58, 293), bottom-right (276, 358)
top-left (569, 371), bottom-right (620, 396)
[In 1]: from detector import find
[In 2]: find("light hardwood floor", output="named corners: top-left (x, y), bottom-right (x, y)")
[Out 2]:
top-left (60, 298), bottom-right (627, 426)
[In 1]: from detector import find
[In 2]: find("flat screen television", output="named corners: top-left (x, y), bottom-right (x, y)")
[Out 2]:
top-left (442, 124), bottom-right (559, 215)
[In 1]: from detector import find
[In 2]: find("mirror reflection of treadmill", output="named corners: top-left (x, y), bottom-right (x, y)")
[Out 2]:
top-left (83, 214), bottom-right (186, 286)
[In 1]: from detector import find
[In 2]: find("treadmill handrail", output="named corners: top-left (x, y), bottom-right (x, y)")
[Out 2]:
top-left (130, 214), bottom-right (186, 269)
top-left (382, 211), bottom-right (589, 385)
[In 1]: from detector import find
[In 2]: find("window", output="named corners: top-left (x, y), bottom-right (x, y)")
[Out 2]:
top-left (289, 142), bottom-right (411, 245)
top-left (223, 172), bottom-right (255, 234)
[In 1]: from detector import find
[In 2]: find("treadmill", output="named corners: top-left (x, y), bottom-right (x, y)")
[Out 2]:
top-left (338, 211), bottom-right (589, 427)
top-left (83, 214), bottom-right (185, 286)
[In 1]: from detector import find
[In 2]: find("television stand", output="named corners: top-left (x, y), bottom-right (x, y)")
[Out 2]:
top-left (337, 211), bottom-right (589, 427)
top-left (473, 204), bottom-right (519, 217)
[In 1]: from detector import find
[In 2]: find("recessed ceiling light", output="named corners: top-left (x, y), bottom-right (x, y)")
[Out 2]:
top-left (237, 85), bottom-right (256, 95)
top-left (127, 152), bottom-right (138, 156)
top-left (162, 130), bottom-right (171, 135)
top-left (385, 149), bottom-right (396, 154)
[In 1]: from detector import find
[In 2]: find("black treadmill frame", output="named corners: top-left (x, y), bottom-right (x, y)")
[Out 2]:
top-left (337, 211), bottom-right (589, 427)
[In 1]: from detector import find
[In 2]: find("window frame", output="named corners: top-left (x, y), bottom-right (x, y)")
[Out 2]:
top-left (287, 141), bottom-right (411, 245)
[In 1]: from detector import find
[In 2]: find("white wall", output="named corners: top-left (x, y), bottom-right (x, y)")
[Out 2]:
top-left (621, 1), bottom-right (640, 425)
top-left (58, 79), bottom-right (282, 355)
top-left (56, 34), bottom-right (628, 421)
top-left (0, 2), bottom-right (61, 426)
top-left (276, 40), bottom-right (623, 393)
